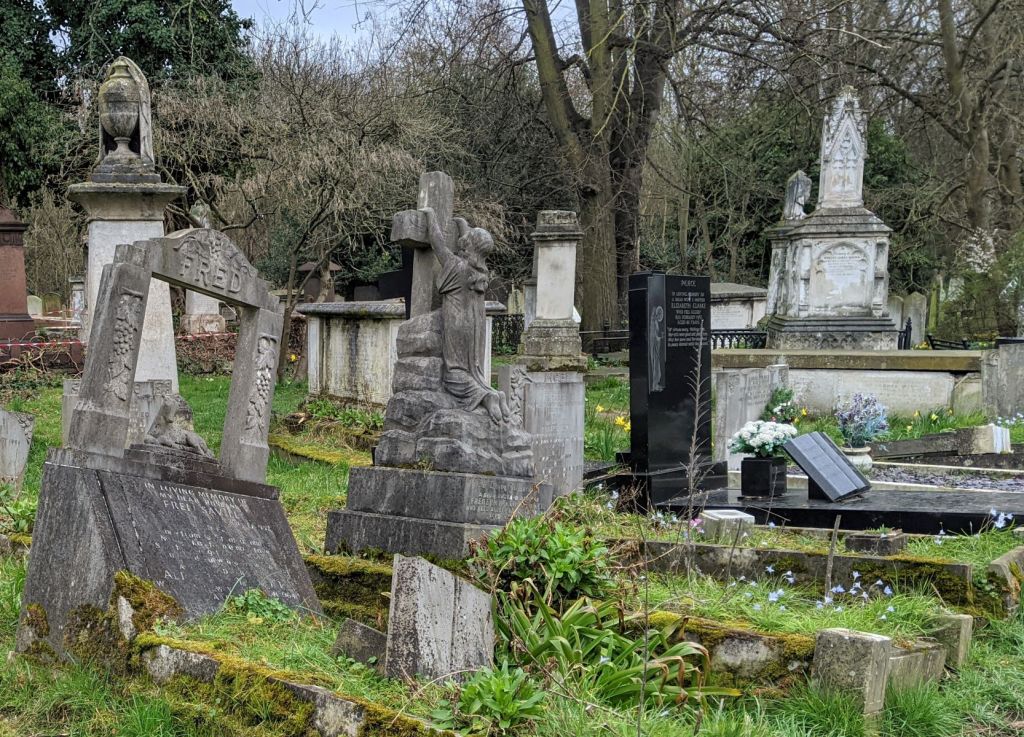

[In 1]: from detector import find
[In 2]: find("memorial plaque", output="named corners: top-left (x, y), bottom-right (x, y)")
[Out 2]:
top-left (784, 431), bottom-right (870, 502)
top-left (628, 272), bottom-right (723, 504)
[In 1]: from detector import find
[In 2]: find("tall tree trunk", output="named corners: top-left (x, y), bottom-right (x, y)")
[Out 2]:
top-left (577, 167), bottom-right (619, 333)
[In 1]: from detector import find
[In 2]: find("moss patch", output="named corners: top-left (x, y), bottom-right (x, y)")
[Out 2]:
top-left (112, 570), bottom-right (183, 633)
top-left (304, 555), bottom-right (392, 627)
top-left (269, 433), bottom-right (371, 467)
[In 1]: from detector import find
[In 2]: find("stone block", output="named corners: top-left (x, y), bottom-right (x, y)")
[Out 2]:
top-left (327, 509), bottom-right (497, 560)
top-left (885, 641), bottom-right (945, 689)
top-left (62, 378), bottom-right (175, 448)
top-left (331, 618), bottom-right (387, 667)
top-left (180, 312), bottom-right (226, 335)
top-left (956, 424), bottom-right (1012, 454)
top-left (344, 466), bottom-right (550, 526)
top-left (0, 410), bottom-right (33, 491)
top-left (931, 613), bottom-right (972, 669)
top-left (142, 644), bottom-right (221, 685)
top-left (813, 628), bottom-right (892, 715)
top-left (789, 369), bottom-right (955, 416)
top-left (385, 555), bottom-right (493, 682)
top-left (501, 369), bottom-right (585, 497)
top-left (701, 510), bottom-right (755, 543)
top-left (843, 531), bottom-right (908, 556)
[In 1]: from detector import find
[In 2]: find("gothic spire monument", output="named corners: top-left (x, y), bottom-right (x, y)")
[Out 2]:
top-left (764, 87), bottom-right (897, 350)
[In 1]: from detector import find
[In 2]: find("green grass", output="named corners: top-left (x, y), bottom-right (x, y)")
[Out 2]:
top-left (584, 377), bottom-right (631, 461)
top-left (636, 571), bottom-right (944, 641)
top-left (153, 609), bottom-right (444, 720)
top-left (905, 527), bottom-right (1023, 568)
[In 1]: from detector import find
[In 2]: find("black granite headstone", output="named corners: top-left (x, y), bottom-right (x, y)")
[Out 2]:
top-left (784, 432), bottom-right (870, 501)
top-left (628, 272), bottom-right (724, 505)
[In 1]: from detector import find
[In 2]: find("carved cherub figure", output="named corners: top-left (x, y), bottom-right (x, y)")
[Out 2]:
top-left (143, 396), bottom-right (215, 458)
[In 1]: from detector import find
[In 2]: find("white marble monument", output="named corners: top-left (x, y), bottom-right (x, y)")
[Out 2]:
top-left (765, 88), bottom-right (896, 350)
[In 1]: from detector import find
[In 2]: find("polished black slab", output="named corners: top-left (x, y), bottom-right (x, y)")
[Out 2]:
top-left (663, 487), bottom-right (1024, 534)
top-left (785, 432), bottom-right (870, 502)
top-left (628, 272), bottom-right (719, 504)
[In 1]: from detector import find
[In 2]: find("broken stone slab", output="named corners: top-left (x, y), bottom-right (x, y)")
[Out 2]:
top-left (885, 640), bottom-right (946, 690)
top-left (385, 555), bottom-right (493, 682)
top-left (142, 643), bottom-right (449, 737)
top-left (812, 628), bottom-right (891, 715)
top-left (986, 544), bottom-right (1024, 616)
top-left (701, 510), bottom-right (756, 544)
top-left (331, 618), bottom-right (387, 669)
top-left (0, 409), bottom-right (33, 492)
top-left (930, 613), bottom-right (973, 669)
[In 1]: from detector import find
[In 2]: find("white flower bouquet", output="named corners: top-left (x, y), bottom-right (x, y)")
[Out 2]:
top-left (728, 420), bottom-right (798, 458)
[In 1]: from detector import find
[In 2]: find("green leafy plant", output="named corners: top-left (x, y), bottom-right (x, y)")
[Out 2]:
top-left (225, 589), bottom-right (295, 623)
top-left (0, 484), bottom-right (35, 535)
top-left (432, 664), bottom-right (545, 735)
top-left (498, 594), bottom-right (737, 709)
top-left (304, 398), bottom-right (383, 429)
top-left (470, 516), bottom-right (614, 608)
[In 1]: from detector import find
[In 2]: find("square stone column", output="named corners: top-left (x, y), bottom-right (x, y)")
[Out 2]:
top-left (503, 211), bottom-right (588, 498)
top-left (69, 182), bottom-right (184, 389)
top-left (0, 206), bottom-right (36, 341)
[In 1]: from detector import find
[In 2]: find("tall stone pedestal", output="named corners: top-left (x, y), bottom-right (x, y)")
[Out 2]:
top-left (326, 466), bottom-right (551, 559)
top-left (69, 183), bottom-right (183, 388)
top-left (502, 211), bottom-right (588, 498)
top-left (0, 205), bottom-right (36, 341)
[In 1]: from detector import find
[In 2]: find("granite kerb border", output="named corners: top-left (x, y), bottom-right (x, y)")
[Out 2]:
top-left (620, 538), bottom-right (978, 608)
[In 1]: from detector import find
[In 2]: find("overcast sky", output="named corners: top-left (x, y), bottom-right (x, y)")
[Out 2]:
top-left (231, 0), bottom-right (389, 39)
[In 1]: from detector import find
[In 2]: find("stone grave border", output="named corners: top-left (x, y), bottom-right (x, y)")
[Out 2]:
top-left (623, 535), bottom-right (1024, 618)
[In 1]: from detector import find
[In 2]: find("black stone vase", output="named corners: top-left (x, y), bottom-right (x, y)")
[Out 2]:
top-left (740, 456), bottom-right (787, 498)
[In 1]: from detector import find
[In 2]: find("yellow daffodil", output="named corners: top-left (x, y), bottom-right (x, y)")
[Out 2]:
top-left (794, 417), bottom-right (800, 424)
top-left (624, 421), bottom-right (631, 433)
top-left (905, 425), bottom-right (913, 432)
top-left (614, 415), bottom-right (627, 427)
top-left (801, 408), bottom-right (808, 417)
top-left (288, 353), bottom-right (298, 362)
top-left (595, 404), bottom-right (606, 413)
top-left (930, 413), bottom-right (939, 421)
top-left (913, 410), bottom-right (920, 418)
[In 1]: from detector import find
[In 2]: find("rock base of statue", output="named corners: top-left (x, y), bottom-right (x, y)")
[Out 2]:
top-left (326, 466), bottom-right (551, 559)
top-left (765, 315), bottom-right (898, 350)
top-left (375, 311), bottom-right (534, 477)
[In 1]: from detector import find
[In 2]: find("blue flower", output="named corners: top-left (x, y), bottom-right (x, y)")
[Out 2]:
top-left (831, 585), bottom-right (846, 594)
top-left (883, 586), bottom-right (893, 596)
top-left (765, 565), bottom-right (775, 574)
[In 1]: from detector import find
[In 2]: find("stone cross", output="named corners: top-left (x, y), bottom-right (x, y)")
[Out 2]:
top-left (390, 171), bottom-right (456, 317)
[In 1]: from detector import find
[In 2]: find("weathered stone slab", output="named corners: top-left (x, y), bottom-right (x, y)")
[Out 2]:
top-left (0, 409), bottom-right (33, 491)
top-left (385, 555), bottom-right (493, 682)
top-left (931, 613), bottom-right (972, 669)
top-left (17, 450), bottom-right (321, 657)
top-left (813, 628), bottom-right (891, 715)
top-left (61, 378), bottom-right (174, 448)
top-left (885, 641), bottom-right (945, 689)
top-left (345, 466), bottom-right (550, 526)
top-left (327, 510), bottom-right (498, 560)
top-left (331, 618), bottom-right (387, 666)
top-left (789, 369), bottom-right (956, 416)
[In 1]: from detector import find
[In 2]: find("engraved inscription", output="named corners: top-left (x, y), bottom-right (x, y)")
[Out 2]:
top-left (104, 290), bottom-right (144, 401)
top-left (174, 231), bottom-right (255, 295)
top-left (666, 282), bottom-right (709, 349)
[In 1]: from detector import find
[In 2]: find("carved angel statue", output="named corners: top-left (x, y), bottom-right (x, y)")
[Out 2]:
top-left (421, 206), bottom-right (511, 424)
top-left (783, 170), bottom-right (812, 221)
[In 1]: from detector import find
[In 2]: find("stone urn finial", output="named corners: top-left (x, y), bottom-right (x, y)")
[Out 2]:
top-left (98, 58), bottom-right (141, 165)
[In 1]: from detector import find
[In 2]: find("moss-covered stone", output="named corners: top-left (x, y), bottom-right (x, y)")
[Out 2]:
top-left (304, 554), bottom-right (393, 627)
top-left (113, 570), bottom-right (184, 633)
